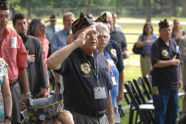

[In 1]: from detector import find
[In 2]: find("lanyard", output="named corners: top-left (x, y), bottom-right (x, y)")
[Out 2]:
top-left (84, 55), bottom-right (101, 87)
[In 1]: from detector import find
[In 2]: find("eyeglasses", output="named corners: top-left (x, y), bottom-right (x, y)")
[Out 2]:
top-left (86, 31), bottom-right (98, 37)
top-left (97, 35), bottom-right (109, 39)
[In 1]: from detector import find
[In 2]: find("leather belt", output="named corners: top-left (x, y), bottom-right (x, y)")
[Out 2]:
top-left (65, 107), bottom-right (106, 118)
top-left (10, 80), bottom-right (18, 86)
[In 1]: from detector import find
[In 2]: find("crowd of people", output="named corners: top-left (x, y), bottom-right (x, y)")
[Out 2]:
top-left (0, 0), bottom-right (186, 124)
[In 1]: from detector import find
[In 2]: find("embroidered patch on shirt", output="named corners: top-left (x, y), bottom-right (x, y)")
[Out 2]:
top-left (161, 49), bottom-right (169, 58)
top-left (81, 63), bottom-right (91, 75)
top-left (111, 49), bottom-right (117, 58)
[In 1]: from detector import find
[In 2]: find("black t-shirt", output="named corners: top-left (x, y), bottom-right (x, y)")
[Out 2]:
top-left (56, 48), bottom-right (112, 113)
top-left (105, 40), bottom-right (124, 72)
top-left (110, 30), bottom-right (127, 50)
top-left (151, 37), bottom-right (181, 90)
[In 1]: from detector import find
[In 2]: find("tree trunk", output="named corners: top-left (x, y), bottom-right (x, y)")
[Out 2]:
top-left (146, 0), bottom-right (151, 23)
top-left (26, 0), bottom-right (31, 18)
top-left (171, 0), bottom-right (177, 16)
top-left (87, 0), bottom-right (91, 14)
top-left (182, 0), bottom-right (186, 16)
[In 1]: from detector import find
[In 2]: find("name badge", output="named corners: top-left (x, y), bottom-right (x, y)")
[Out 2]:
top-left (94, 87), bottom-right (107, 99)
top-left (111, 76), bottom-right (117, 86)
top-left (11, 37), bottom-right (17, 48)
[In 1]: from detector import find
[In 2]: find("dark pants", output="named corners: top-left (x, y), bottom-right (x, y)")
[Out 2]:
top-left (152, 88), bottom-right (178, 124)
top-left (10, 82), bottom-right (21, 124)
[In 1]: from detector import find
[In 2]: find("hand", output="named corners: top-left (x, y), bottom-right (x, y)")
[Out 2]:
top-left (27, 50), bottom-right (35, 63)
top-left (146, 40), bottom-right (153, 44)
top-left (58, 110), bottom-right (75, 124)
top-left (114, 105), bottom-right (118, 113)
top-left (171, 55), bottom-right (181, 66)
top-left (37, 88), bottom-right (48, 97)
top-left (123, 50), bottom-right (130, 59)
top-left (179, 80), bottom-right (183, 88)
top-left (66, 34), bottom-right (74, 45)
top-left (20, 94), bottom-right (30, 111)
top-left (27, 54), bottom-right (35, 63)
top-left (74, 28), bottom-right (92, 47)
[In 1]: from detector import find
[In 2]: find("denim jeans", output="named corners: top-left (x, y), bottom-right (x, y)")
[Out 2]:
top-left (152, 88), bottom-right (178, 124)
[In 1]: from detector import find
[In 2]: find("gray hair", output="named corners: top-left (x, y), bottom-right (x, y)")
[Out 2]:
top-left (95, 23), bottom-right (110, 39)
top-left (63, 12), bottom-right (75, 21)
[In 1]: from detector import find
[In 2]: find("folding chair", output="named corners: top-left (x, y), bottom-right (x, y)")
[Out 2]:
top-left (133, 79), bottom-right (154, 121)
top-left (125, 81), bottom-right (154, 124)
top-left (143, 76), bottom-right (152, 95)
top-left (136, 77), bottom-right (152, 101)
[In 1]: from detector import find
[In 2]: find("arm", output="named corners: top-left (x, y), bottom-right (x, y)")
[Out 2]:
top-left (19, 68), bottom-right (30, 96)
top-left (106, 91), bottom-right (114, 124)
top-left (35, 39), bottom-right (49, 96)
top-left (48, 31), bottom-right (87, 70)
top-left (122, 47), bottom-right (129, 59)
top-left (2, 73), bottom-right (12, 121)
top-left (117, 71), bottom-right (124, 102)
top-left (153, 55), bottom-right (181, 68)
top-left (179, 65), bottom-right (183, 88)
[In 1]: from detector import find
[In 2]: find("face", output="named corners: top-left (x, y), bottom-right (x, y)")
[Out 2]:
top-left (50, 18), bottom-right (56, 26)
top-left (159, 27), bottom-right (172, 42)
top-left (0, 10), bottom-right (9, 30)
top-left (63, 15), bottom-right (75, 32)
top-left (145, 24), bottom-right (152, 34)
top-left (14, 19), bottom-right (28, 35)
top-left (39, 20), bottom-right (46, 35)
top-left (173, 19), bottom-right (180, 28)
top-left (79, 25), bottom-right (98, 52)
top-left (106, 12), bottom-right (114, 32)
top-left (97, 30), bottom-right (109, 51)
top-left (112, 13), bottom-right (117, 25)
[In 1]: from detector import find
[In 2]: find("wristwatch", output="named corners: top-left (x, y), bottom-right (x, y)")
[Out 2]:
top-left (5, 116), bottom-right (12, 120)
top-left (25, 91), bottom-right (31, 97)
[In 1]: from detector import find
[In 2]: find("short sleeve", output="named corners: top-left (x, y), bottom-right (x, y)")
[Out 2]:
top-left (17, 35), bottom-right (28, 68)
top-left (120, 32), bottom-right (127, 48)
top-left (0, 58), bottom-right (7, 77)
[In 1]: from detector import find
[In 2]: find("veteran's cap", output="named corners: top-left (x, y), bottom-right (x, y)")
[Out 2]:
top-left (72, 12), bottom-right (93, 34)
top-left (95, 12), bottom-right (109, 23)
top-left (0, 0), bottom-right (9, 10)
top-left (159, 19), bottom-right (170, 28)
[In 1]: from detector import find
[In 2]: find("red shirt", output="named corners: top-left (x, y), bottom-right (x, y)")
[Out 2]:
top-left (0, 27), bottom-right (27, 82)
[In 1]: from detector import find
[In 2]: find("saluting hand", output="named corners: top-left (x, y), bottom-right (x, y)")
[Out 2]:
top-left (171, 55), bottom-right (181, 66)
top-left (74, 28), bottom-right (93, 47)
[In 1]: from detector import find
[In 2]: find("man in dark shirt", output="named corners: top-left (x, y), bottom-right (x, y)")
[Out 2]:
top-left (48, 13), bottom-right (113, 124)
top-left (12, 13), bottom-right (48, 98)
top-left (151, 19), bottom-right (182, 124)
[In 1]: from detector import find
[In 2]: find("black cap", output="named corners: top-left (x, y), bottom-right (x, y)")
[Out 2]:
top-left (72, 12), bottom-right (93, 34)
top-left (95, 12), bottom-right (109, 23)
top-left (159, 19), bottom-right (170, 28)
top-left (0, 0), bottom-right (9, 10)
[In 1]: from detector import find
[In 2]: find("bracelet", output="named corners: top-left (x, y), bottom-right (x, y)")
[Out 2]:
top-left (5, 116), bottom-right (12, 120)
top-left (25, 91), bottom-right (31, 96)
